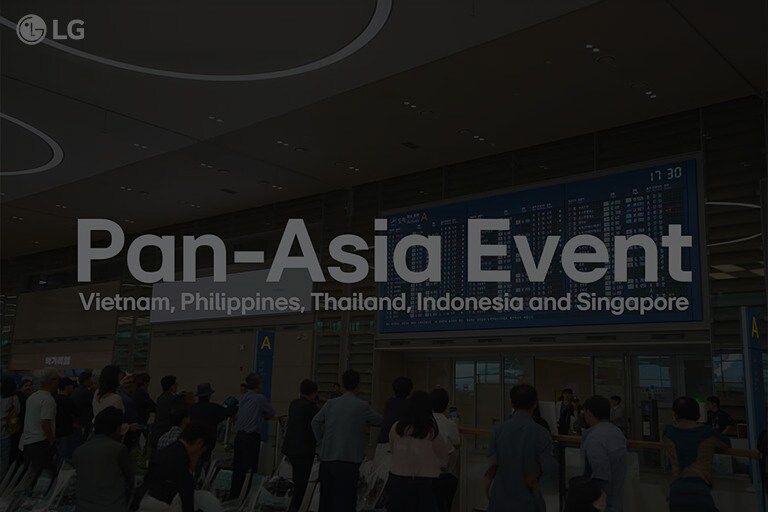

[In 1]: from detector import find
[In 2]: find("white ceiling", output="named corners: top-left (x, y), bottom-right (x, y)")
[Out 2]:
top-left (1, 0), bottom-right (765, 258)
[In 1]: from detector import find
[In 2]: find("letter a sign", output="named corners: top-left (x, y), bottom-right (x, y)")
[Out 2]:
top-left (255, 330), bottom-right (276, 401)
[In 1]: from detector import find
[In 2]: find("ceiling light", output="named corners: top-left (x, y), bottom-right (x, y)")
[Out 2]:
top-left (217, 168), bottom-right (230, 174)
top-left (348, 165), bottom-right (355, 170)
top-left (645, 91), bottom-right (653, 95)
top-left (124, 219), bottom-right (135, 224)
top-left (32, 241), bottom-right (40, 245)
top-left (596, 56), bottom-right (614, 64)
top-left (294, 147), bottom-right (307, 153)
top-left (585, 44), bottom-right (593, 49)
top-left (473, 135), bottom-right (480, 139)
top-left (650, 95), bottom-right (657, 99)
top-left (216, 119), bottom-right (223, 123)
top-left (410, 104), bottom-right (417, 108)
top-left (208, 116), bottom-right (216, 120)
top-left (11, 216), bottom-right (23, 221)
top-left (478, 137), bottom-right (485, 141)
top-left (403, 101), bottom-right (410, 105)
top-left (592, 48), bottom-right (600, 53)
top-left (276, 140), bottom-right (283, 144)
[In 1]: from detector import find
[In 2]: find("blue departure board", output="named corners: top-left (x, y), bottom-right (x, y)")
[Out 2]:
top-left (379, 159), bottom-right (703, 333)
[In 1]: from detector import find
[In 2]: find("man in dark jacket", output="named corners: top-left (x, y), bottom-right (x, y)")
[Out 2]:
top-left (73, 407), bottom-right (134, 512)
top-left (282, 379), bottom-right (320, 512)
top-left (151, 375), bottom-right (185, 452)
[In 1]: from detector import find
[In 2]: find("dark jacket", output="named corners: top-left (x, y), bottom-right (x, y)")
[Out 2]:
top-left (377, 396), bottom-right (407, 444)
top-left (153, 392), bottom-right (184, 440)
top-left (144, 441), bottom-right (194, 512)
top-left (282, 397), bottom-right (320, 460)
top-left (73, 435), bottom-right (134, 512)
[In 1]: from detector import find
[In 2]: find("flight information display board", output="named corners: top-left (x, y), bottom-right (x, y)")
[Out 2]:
top-left (379, 159), bottom-right (703, 333)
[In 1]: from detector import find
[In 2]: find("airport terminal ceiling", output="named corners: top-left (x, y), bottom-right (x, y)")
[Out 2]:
top-left (1, 0), bottom-right (766, 258)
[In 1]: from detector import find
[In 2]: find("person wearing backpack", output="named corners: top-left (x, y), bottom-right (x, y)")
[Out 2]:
top-left (1, 377), bottom-right (22, 479)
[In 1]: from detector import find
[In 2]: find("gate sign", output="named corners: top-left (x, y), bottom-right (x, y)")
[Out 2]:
top-left (740, 307), bottom-right (765, 512)
top-left (255, 330), bottom-right (276, 439)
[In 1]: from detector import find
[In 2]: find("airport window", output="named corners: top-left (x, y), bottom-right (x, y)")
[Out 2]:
top-left (637, 356), bottom-right (673, 389)
top-left (476, 361), bottom-right (500, 384)
top-left (455, 361), bottom-right (475, 392)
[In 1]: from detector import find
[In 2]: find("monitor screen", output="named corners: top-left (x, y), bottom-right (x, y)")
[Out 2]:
top-left (379, 158), bottom-right (702, 333)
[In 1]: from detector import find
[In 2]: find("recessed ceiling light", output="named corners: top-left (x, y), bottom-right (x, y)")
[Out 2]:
top-left (294, 147), bottom-right (307, 153)
top-left (32, 241), bottom-right (40, 245)
top-left (596, 55), bottom-right (614, 64)
top-left (217, 168), bottom-right (230, 174)
top-left (208, 116), bottom-right (216, 120)
top-left (348, 165), bottom-right (355, 170)
top-left (592, 48), bottom-right (600, 53)
top-left (11, 216), bottom-right (23, 221)
top-left (650, 94), bottom-right (657, 99)
top-left (473, 135), bottom-right (480, 139)
top-left (410, 104), bottom-right (417, 109)
top-left (216, 119), bottom-right (223, 123)
top-left (478, 137), bottom-right (485, 141)
top-left (645, 91), bottom-right (653, 95)
top-left (585, 44), bottom-right (593, 49)
top-left (276, 140), bottom-right (283, 144)
top-left (403, 101), bottom-right (410, 105)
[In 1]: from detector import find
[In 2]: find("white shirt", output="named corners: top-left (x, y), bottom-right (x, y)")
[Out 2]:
top-left (433, 412), bottom-right (461, 475)
top-left (92, 391), bottom-right (125, 418)
top-left (19, 390), bottom-right (56, 447)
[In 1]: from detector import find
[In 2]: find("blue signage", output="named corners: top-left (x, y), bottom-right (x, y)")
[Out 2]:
top-left (255, 329), bottom-right (276, 437)
top-left (740, 307), bottom-right (766, 511)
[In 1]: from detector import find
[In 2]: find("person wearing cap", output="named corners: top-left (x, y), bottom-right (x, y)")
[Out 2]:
top-left (20, 367), bottom-right (60, 492)
top-left (229, 373), bottom-right (275, 500)
top-left (189, 382), bottom-right (235, 468)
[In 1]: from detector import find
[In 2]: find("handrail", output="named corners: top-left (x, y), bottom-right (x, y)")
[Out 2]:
top-left (457, 427), bottom-right (762, 459)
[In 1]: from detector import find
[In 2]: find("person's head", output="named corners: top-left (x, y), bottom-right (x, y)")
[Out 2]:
top-left (562, 388), bottom-right (574, 402)
top-left (245, 373), bottom-right (262, 392)
top-left (99, 365), bottom-right (121, 396)
top-left (341, 370), bottom-right (360, 392)
top-left (392, 377), bottom-right (413, 399)
top-left (396, 391), bottom-right (439, 440)
top-left (195, 383), bottom-right (215, 402)
top-left (179, 422), bottom-right (212, 458)
top-left (240, 383), bottom-right (247, 394)
top-left (135, 373), bottom-right (150, 389)
top-left (672, 396), bottom-right (701, 422)
top-left (332, 382), bottom-right (341, 391)
top-left (706, 396), bottom-right (720, 412)
top-left (78, 371), bottom-right (94, 389)
top-left (58, 377), bottom-right (75, 396)
top-left (609, 396), bottom-right (621, 407)
top-left (94, 406), bottom-right (124, 439)
top-left (169, 407), bottom-right (190, 429)
top-left (430, 387), bottom-right (450, 414)
top-left (510, 384), bottom-right (538, 412)
top-left (20, 378), bottom-right (33, 395)
top-left (161, 375), bottom-right (177, 393)
top-left (300, 379), bottom-right (318, 401)
top-left (36, 367), bottom-right (60, 392)
top-left (583, 396), bottom-right (611, 427)
top-left (565, 477), bottom-right (606, 512)
top-left (1, 377), bottom-right (17, 399)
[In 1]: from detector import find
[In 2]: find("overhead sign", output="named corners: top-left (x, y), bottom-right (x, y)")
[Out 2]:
top-left (740, 307), bottom-right (766, 512)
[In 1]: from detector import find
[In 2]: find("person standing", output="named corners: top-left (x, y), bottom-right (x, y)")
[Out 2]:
top-left (54, 378), bottom-right (78, 461)
top-left (71, 372), bottom-right (95, 441)
top-left (705, 396), bottom-right (731, 434)
top-left (137, 423), bottom-right (213, 512)
top-left (133, 373), bottom-right (156, 430)
top-left (386, 391), bottom-right (450, 512)
top-left (558, 388), bottom-right (576, 435)
top-left (156, 408), bottom-right (191, 453)
top-left (72, 407), bottom-right (134, 512)
top-left (663, 396), bottom-right (731, 512)
top-left (93, 366), bottom-right (125, 417)
top-left (189, 382), bottom-right (235, 468)
top-left (581, 396), bottom-right (627, 512)
top-left (609, 396), bottom-right (624, 432)
top-left (329, 383), bottom-right (343, 400)
top-left (377, 377), bottom-right (413, 446)
top-left (14, 378), bottom-right (33, 466)
top-left (282, 379), bottom-right (320, 512)
top-left (1, 378), bottom-right (21, 479)
top-left (312, 369), bottom-right (383, 512)
top-left (485, 384), bottom-right (558, 512)
top-left (229, 373), bottom-right (275, 500)
top-left (430, 387), bottom-right (460, 512)
top-left (20, 368), bottom-right (59, 491)
top-left (152, 375), bottom-right (185, 452)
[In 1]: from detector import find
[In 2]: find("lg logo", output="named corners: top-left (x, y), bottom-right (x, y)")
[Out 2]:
top-left (16, 14), bottom-right (84, 45)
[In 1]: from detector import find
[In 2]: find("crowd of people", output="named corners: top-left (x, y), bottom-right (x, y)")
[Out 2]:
top-left (0, 366), bottom-right (738, 512)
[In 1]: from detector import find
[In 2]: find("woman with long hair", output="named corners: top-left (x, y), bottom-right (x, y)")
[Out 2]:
top-left (92, 365), bottom-right (124, 417)
top-left (386, 391), bottom-right (450, 512)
